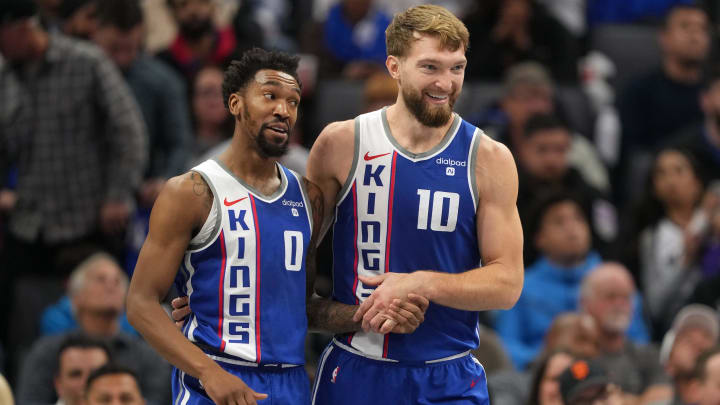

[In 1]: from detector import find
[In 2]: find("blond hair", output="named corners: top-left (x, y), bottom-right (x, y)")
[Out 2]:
top-left (385, 5), bottom-right (469, 58)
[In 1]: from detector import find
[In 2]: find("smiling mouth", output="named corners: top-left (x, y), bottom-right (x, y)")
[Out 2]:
top-left (424, 92), bottom-right (449, 103)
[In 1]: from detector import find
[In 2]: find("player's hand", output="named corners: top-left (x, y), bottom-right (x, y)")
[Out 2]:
top-left (353, 273), bottom-right (426, 332)
top-left (171, 296), bottom-right (191, 328)
top-left (369, 293), bottom-right (430, 334)
top-left (200, 367), bottom-right (268, 405)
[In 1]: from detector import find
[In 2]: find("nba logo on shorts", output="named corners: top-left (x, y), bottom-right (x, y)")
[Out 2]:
top-left (446, 167), bottom-right (455, 176)
top-left (291, 208), bottom-right (299, 217)
top-left (331, 366), bottom-right (340, 383)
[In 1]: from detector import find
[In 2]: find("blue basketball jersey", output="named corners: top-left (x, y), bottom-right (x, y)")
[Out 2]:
top-left (332, 108), bottom-right (482, 362)
top-left (174, 159), bottom-right (312, 365)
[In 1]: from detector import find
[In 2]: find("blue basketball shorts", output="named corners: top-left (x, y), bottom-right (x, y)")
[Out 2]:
top-left (172, 355), bottom-right (311, 405)
top-left (311, 339), bottom-right (488, 405)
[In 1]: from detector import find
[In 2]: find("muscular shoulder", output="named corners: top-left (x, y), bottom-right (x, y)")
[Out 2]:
top-left (312, 119), bottom-right (355, 154)
top-left (307, 119), bottom-right (355, 185)
top-left (474, 133), bottom-right (518, 201)
top-left (156, 172), bottom-right (214, 226)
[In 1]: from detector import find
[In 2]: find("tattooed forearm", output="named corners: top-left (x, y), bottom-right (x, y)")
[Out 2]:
top-left (190, 171), bottom-right (213, 209)
top-left (307, 295), bottom-right (361, 334)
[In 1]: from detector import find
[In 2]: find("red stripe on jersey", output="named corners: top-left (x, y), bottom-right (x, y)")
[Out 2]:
top-left (250, 196), bottom-right (262, 363)
top-left (218, 231), bottom-right (227, 352)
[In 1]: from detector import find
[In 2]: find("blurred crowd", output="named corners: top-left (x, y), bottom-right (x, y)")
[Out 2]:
top-left (2, 0), bottom-right (720, 404)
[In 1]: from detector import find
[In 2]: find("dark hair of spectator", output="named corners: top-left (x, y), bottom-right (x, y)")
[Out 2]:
top-left (527, 349), bottom-right (575, 405)
top-left (694, 346), bottom-right (720, 381)
top-left (58, 0), bottom-right (95, 20)
top-left (221, 48), bottom-right (301, 109)
top-left (96, 0), bottom-right (143, 30)
top-left (56, 332), bottom-right (112, 376)
top-left (524, 113), bottom-right (569, 139)
top-left (85, 363), bottom-right (141, 395)
top-left (526, 191), bottom-right (588, 242)
top-left (662, 3), bottom-right (706, 30)
top-left (633, 146), bottom-right (705, 232)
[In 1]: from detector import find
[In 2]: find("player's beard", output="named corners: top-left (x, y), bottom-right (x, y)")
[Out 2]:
top-left (244, 105), bottom-right (289, 158)
top-left (402, 85), bottom-right (455, 128)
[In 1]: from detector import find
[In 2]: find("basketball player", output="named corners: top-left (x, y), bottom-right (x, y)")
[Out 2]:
top-left (126, 47), bottom-right (426, 405)
top-left (305, 5), bottom-right (524, 404)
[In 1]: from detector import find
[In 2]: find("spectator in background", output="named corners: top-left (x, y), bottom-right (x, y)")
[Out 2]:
top-left (558, 359), bottom-right (624, 405)
top-left (92, 0), bottom-right (193, 271)
top-left (673, 66), bottom-right (720, 183)
top-left (157, 0), bottom-right (238, 84)
top-left (84, 364), bottom-right (145, 405)
top-left (695, 346), bottom-right (720, 405)
top-left (16, 253), bottom-right (170, 405)
top-left (0, 0), bottom-right (146, 360)
top-left (656, 304), bottom-right (719, 405)
top-left (618, 147), bottom-right (707, 336)
top-left (527, 349), bottom-right (576, 405)
top-left (517, 113), bottom-right (617, 260)
top-left (491, 313), bottom-right (600, 405)
top-left (308, 0), bottom-right (390, 79)
top-left (463, 0), bottom-right (580, 83)
top-left (616, 4), bottom-right (710, 204)
top-left (39, 252), bottom-right (137, 336)
top-left (35, 0), bottom-right (63, 31)
top-left (495, 193), bottom-right (647, 371)
top-left (191, 65), bottom-right (233, 161)
top-left (475, 62), bottom-right (610, 194)
top-left (59, 0), bottom-right (99, 40)
top-left (54, 333), bottom-right (111, 405)
top-left (580, 263), bottom-right (673, 404)
top-left (363, 71), bottom-right (399, 112)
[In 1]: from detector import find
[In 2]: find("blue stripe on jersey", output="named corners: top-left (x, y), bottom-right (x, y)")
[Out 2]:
top-left (332, 119), bottom-right (481, 361)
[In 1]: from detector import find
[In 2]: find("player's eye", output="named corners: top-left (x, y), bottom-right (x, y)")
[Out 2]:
top-left (264, 93), bottom-right (274, 100)
top-left (289, 99), bottom-right (299, 107)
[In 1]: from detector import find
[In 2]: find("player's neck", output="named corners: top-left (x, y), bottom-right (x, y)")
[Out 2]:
top-left (219, 133), bottom-right (282, 197)
top-left (385, 102), bottom-right (455, 154)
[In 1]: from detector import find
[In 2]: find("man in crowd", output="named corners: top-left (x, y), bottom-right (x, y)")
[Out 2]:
top-left (0, 0), bottom-right (147, 362)
top-left (54, 334), bottom-right (111, 405)
top-left (17, 253), bottom-right (170, 404)
top-left (657, 304), bottom-right (719, 405)
top-left (84, 364), bottom-right (146, 405)
top-left (580, 263), bottom-right (672, 404)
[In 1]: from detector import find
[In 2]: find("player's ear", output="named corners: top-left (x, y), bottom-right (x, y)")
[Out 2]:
top-left (228, 92), bottom-right (243, 117)
top-left (386, 55), bottom-right (401, 79)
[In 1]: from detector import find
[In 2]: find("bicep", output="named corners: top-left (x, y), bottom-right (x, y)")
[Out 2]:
top-left (130, 183), bottom-right (197, 300)
top-left (475, 144), bottom-right (523, 269)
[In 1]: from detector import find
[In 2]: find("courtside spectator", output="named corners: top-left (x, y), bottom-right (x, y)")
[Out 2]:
top-left (53, 333), bottom-right (111, 405)
top-left (84, 364), bottom-right (145, 405)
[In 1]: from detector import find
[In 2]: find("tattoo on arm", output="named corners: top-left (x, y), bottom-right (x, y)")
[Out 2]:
top-left (302, 178), bottom-right (360, 333)
top-left (307, 296), bottom-right (361, 334)
top-left (190, 171), bottom-right (213, 210)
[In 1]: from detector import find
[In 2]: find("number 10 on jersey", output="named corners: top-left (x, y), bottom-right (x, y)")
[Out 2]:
top-left (416, 189), bottom-right (459, 232)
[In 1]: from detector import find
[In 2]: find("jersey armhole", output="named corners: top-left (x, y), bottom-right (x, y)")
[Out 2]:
top-left (467, 129), bottom-right (481, 211)
top-left (187, 170), bottom-right (222, 251)
top-left (335, 118), bottom-right (361, 206)
top-left (292, 170), bottom-right (314, 233)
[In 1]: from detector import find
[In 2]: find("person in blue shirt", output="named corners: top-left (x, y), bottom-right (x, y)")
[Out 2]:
top-left (495, 192), bottom-right (648, 370)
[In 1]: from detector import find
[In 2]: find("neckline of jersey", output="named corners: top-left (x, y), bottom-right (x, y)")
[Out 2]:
top-left (211, 158), bottom-right (288, 203)
top-left (380, 106), bottom-right (461, 161)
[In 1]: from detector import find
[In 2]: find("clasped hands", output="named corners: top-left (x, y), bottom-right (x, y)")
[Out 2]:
top-left (170, 272), bottom-right (430, 335)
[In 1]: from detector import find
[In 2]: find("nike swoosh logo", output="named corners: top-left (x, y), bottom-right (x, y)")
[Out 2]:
top-left (223, 197), bottom-right (248, 206)
top-left (364, 152), bottom-right (391, 161)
